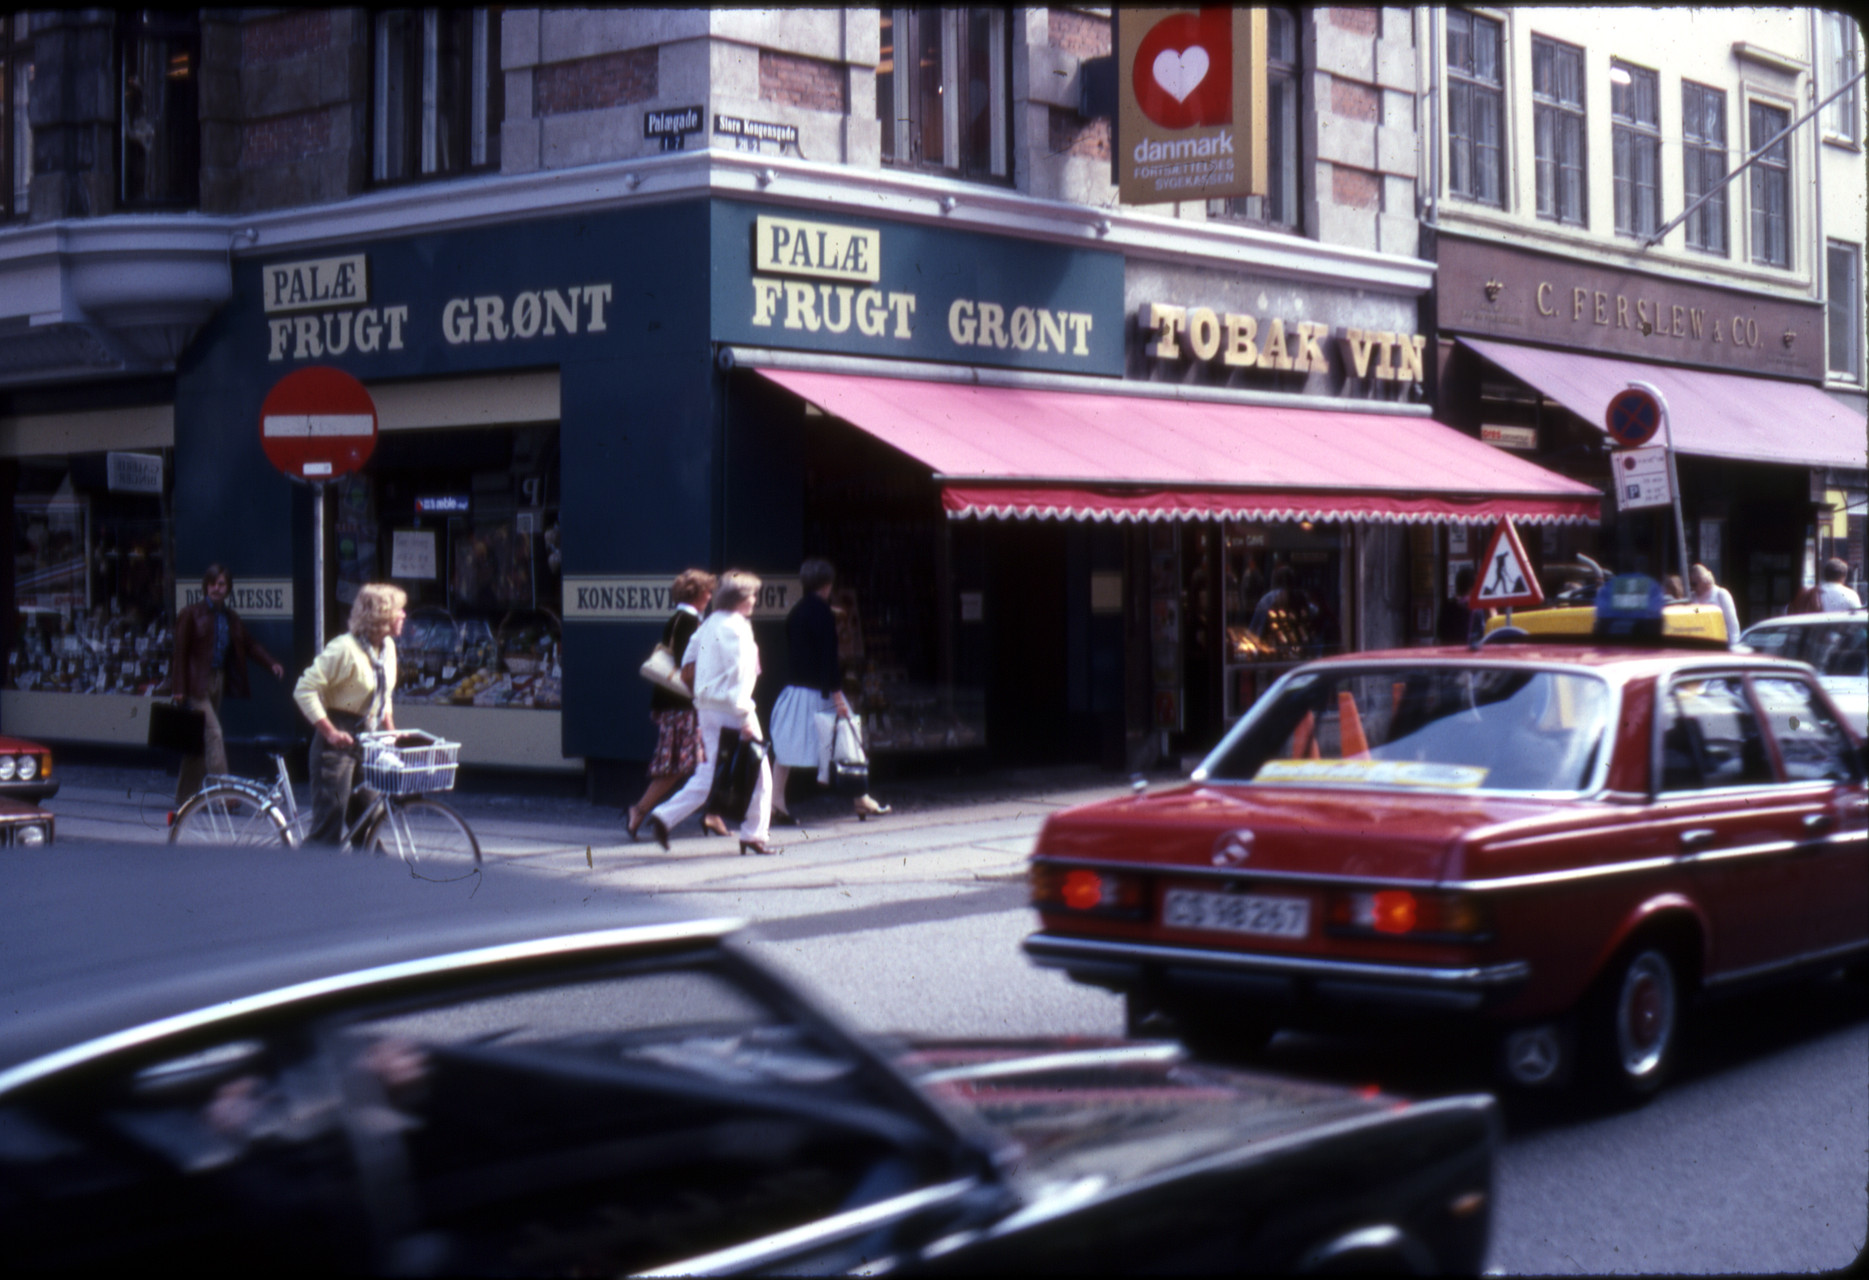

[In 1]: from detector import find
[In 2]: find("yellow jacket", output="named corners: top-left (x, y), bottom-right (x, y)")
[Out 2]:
top-left (295, 633), bottom-right (398, 728)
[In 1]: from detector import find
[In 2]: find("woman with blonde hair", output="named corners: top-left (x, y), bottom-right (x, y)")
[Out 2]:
top-left (626, 568), bottom-right (718, 839)
top-left (648, 570), bottom-right (779, 855)
top-left (294, 583), bottom-right (408, 845)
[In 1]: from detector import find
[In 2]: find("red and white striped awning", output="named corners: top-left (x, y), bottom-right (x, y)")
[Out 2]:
top-left (756, 368), bottom-right (1602, 525)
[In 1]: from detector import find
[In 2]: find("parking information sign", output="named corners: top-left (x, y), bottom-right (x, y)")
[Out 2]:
top-left (1469, 518), bottom-right (1545, 610)
top-left (1614, 445), bottom-right (1672, 510)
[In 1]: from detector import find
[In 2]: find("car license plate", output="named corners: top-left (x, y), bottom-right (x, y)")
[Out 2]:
top-left (1162, 888), bottom-right (1310, 939)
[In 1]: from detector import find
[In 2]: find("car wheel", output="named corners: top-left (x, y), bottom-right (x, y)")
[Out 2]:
top-left (1498, 1019), bottom-right (1575, 1091)
top-left (1585, 942), bottom-right (1683, 1103)
top-left (1171, 999), bottom-right (1277, 1061)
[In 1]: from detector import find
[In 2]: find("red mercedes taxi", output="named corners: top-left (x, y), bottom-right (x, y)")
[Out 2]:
top-left (1025, 584), bottom-right (1867, 1101)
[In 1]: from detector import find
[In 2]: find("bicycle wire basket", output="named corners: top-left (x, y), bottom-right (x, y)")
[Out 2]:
top-left (359, 730), bottom-right (461, 795)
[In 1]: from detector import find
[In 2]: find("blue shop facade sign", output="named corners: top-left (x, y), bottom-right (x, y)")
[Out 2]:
top-left (171, 198), bottom-right (1123, 765)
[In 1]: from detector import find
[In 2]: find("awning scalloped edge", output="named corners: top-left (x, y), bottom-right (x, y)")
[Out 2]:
top-left (944, 502), bottom-right (1597, 526)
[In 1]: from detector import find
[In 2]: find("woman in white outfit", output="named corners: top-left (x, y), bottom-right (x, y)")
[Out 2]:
top-left (647, 570), bottom-right (778, 855)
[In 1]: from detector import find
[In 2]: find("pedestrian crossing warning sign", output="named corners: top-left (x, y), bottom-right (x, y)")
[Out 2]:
top-left (1469, 518), bottom-right (1545, 610)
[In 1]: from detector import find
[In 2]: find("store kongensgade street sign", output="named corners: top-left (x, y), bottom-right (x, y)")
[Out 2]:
top-left (1437, 234), bottom-right (1824, 382)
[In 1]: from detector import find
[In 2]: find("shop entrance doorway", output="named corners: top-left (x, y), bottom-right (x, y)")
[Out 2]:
top-left (985, 521), bottom-right (1071, 762)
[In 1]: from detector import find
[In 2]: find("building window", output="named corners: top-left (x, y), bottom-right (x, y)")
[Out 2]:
top-left (1531, 36), bottom-right (1585, 226)
top-left (1446, 9), bottom-right (1505, 207)
top-left (1823, 11), bottom-right (1861, 144)
top-left (1830, 242), bottom-right (1863, 382)
top-left (1748, 101), bottom-right (1791, 268)
top-left (1208, 8), bottom-right (1299, 230)
top-left (372, 9), bottom-right (503, 186)
top-left (877, 8), bottom-right (1009, 182)
top-left (1611, 61), bottom-right (1659, 238)
top-left (119, 10), bottom-right (199, 209)
top-left (4, 17), bottom-right (29, 219)
top-left (1682, 81), bottom-right (1727, 255)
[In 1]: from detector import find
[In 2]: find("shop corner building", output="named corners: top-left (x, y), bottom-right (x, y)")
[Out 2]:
top-left (0, 8), bottom-right (1857, 786)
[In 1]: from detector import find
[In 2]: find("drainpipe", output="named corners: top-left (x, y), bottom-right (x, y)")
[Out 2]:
top-left (1426, 7), bottom-right (1442, 232)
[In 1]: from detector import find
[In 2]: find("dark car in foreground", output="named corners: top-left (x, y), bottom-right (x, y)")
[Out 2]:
top-left (0, 847), bottom-right (1495, 1275)
top-left (0, 732), bottom-right (57, 845)
top-left (1026, 593), bottom-right (1867, 1102)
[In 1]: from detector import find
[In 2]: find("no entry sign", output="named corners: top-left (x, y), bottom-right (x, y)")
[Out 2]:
top-left (259, 366), bottom-right (378, 481)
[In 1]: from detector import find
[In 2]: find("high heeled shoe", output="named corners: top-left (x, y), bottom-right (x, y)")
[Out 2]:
top-left (703, 813), bottom-right (730, 837)
top-left (647, 815), bottom-right (670, 851)
top-left (853, 794), bottom-right (892, 820)
top-left (739, 838), bottom-right (781, 856)
top-left (625, 805), bottom-right (644, 842)
top-left (770, 809), bottom-right (800, 828)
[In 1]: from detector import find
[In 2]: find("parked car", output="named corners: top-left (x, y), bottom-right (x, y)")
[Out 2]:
top-left (1740, 610), bottom-right (1868, 735)
top-left (0, 732), bottom-right (57, 804)
top-left (0, 846), bottom-right (1496, 1275)
top-left (1026, 586), bottom-right (1866, 1102)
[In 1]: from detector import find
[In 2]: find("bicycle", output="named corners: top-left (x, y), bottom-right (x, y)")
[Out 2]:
top-left (169, 729), bottom-right (480, 877)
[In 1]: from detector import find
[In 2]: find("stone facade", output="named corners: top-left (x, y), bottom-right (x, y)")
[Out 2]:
top-left (1305, 6), bottom-right (1419, 256)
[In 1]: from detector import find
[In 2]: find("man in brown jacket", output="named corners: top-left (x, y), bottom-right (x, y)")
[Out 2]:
top-left (172, 564), bottom-right (285, 803)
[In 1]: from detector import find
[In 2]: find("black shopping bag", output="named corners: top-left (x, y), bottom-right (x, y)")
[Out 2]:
top-left (704, 728), bottom-right (767, 825)
top-left (147, 701), bottom-right (206, 754)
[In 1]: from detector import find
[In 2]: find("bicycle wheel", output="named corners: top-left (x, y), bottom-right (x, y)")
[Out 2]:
top-left (371, 797), bottom-right (481, 875)
top-left (170, 785), bottom-right (293, 847)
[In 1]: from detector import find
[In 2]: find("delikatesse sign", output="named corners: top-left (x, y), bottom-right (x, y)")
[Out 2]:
top-left (713, 202), bottom-right (1124, 376)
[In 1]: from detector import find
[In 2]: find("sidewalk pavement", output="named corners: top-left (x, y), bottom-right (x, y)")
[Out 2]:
top-left (45, 755), bottom-right (1184, 904)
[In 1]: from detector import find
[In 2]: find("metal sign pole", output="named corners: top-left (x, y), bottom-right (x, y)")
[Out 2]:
top-left (312, 481), bottom-right (327, 648)
top-left (1628, 380), bottom-right (1689, 583)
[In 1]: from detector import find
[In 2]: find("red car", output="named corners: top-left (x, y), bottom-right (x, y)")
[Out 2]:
top-left (1026, 618), bottom-right (1866, 1101)
top-left (0, 734), bottom-right (56, 846)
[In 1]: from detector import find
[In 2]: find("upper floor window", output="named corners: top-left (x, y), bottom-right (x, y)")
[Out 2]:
top-left (1446, 10), bottom-right (1505, 207)
top-left (1681, 81), bottom-right (1727, 255)
top-left (1829, 242), bottom-right (1863, 382)
top-left (1822, 11), bottom-right (1861, 145)
top-left (1610, 61), bottom-right (1658, 238)
top-left (372, 9), bottom-right (503, 186)
top-left (1531, 36), bottom-right (1585, 226)
top-left (1208, 8), bottom-right (1299, 230)
top-left (119, 10), bottom-right (198, 208)
top-left (4, 17), bottom-right (29, 219)
top-left (1747, 101), bottom-right (1791, 268)
top-left (877, 8), bottom-right (1009, 183)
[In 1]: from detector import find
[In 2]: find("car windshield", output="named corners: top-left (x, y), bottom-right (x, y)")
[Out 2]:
top-left (1202, 665), bottom-right (1613, 792)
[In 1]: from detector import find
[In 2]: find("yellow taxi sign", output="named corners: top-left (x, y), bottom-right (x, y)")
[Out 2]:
top-left (1482, 602), bottom-right (1728, 644)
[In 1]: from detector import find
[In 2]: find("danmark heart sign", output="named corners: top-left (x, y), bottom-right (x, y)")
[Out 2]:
top-left (1115, 8), bottom-right (1268, 205)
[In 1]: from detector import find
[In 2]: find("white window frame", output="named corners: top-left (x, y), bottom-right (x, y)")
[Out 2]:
top-left (1744, 92), bottom-right (1794, 271)
top-left (1822, 11), bottom-right (1861, 146)
top-left (372, 8), bottom-right (500, 186)
top-left (1828, 240), bottom-right (1863, 383)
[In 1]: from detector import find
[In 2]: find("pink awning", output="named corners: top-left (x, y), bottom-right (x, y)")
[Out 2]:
top-left (755, 367), bottom-right (1602, 525)
top-left (1461, 337), bottom-right (1867, 470)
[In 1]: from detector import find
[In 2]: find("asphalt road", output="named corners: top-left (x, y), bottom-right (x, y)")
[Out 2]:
top-left (44, 760), bottom-right (1869, 1274)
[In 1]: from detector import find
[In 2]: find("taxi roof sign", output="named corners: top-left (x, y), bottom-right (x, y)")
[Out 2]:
top-left (1468, 518), bottom-right (1545, 610)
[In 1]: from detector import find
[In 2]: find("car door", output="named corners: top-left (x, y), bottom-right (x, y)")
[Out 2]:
top-left (1655, 671), bottom-right (1808, 979)
top-left (322, 953), bottom-right (992, 1276)
top-left (1747, 674), bottom-right (1869, 960)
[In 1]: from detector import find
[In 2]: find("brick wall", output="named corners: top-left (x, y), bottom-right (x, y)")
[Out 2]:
top-left (759, 49), bottom-right (847, 113)
top-left (1048, 8), bottom-right (1110, 58)
top-left (1330, 78), bottom-right (1380, 123)
top-left (239, 107), bottom-right (343, 169)
top-left (242, 10), bottom-right (331, 67)
top-left (1330, 7), bottom-right (1380, 36)
top-left (535, 49), bottom-right (658, 116)
top-left (1049, 109), bottom-right (1110, 160)
top-left (1332, 165), bottom-right (1382, 209)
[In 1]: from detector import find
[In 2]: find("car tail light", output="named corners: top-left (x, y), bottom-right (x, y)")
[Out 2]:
top-left (1030, 863), bottom-right (1146, 918)
top-left (1326, 889), bottom-right (1491, 941)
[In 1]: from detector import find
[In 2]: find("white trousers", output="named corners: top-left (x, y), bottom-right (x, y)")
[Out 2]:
top-left (651, 707), bottom-right (771, 844)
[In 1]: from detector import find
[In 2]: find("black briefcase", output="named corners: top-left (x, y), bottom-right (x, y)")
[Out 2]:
top-left (704, 728), bottom-right (767, 825)
top-left (147, 700), bottom-right (206, 754)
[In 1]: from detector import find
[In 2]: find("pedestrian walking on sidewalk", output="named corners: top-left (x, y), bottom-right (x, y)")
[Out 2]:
top-left (626, 569), bottom-right (717, 841)
top-left (1688, 563), bottom-right (1742, 647)
top-left (769, 558), bottom-right (889, 825)
top-left (171, 564), bottom-right (285, 804)
top-left (1815, 558), bottom-right (1863, 612)
top-left (648, 571), bottom-right (779, 856)
top-left (295, 583), bottom-right (405, 847)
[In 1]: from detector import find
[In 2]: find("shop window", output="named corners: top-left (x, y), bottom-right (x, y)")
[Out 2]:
top-left (8, 453), bottom-right (174, 697)
top-left (1830, 241), bottom-right (1863, 382)
top-left (1221, 521), bottom-right (1345, 722)
top-left (1207, 8), bottom-right (1299, 231)
top-left (5, 16), bottom-right (31, 219)
top-left (876, 7), bottom-right (1010, 183)
top-left (1822, 11), bottom-right (1861, 145)
top-left (1610, 60), bottom-right (1658, 239)
top-left (372, 8), bottom-right (503, 186)
top-left (1747, 100), bottom-right (1791, 269)
top-left (1682, 81), bottom-right (1727, 255)
top-left (334, 425), bottom-right (561, 712)
top-left (119, 10), bottom-right (199, 209)
top-left (1531, 36), bottom-right (1585, 227)
top-left (1446, 9), bottom-right (1505, 208)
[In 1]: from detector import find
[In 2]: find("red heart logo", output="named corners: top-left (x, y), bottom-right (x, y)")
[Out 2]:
top-left (1132, 8), bottom-right (1233, 129)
